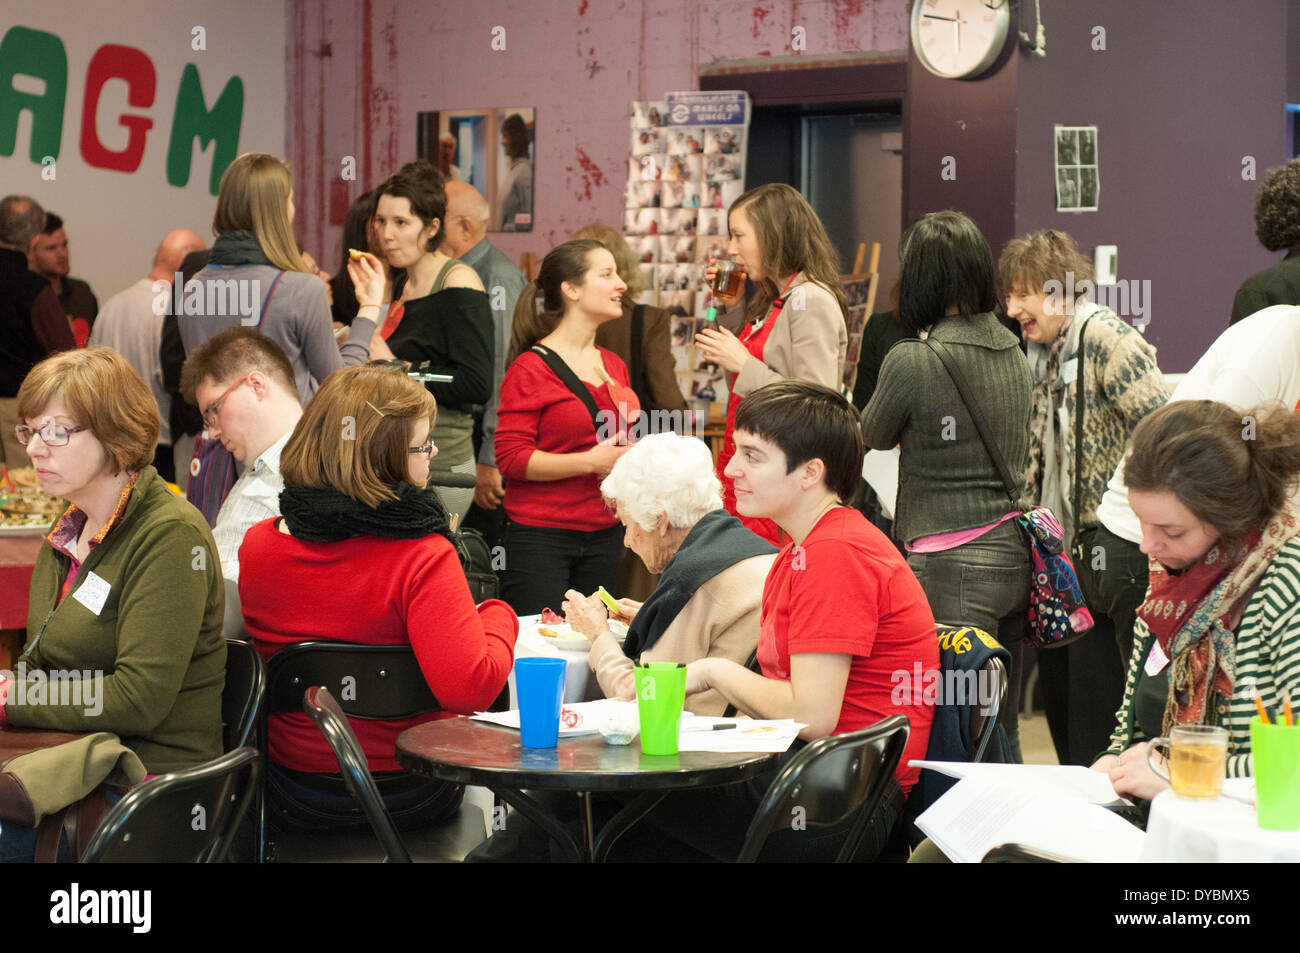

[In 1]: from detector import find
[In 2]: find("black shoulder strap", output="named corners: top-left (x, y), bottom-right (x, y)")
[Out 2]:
top-left (1071, 317), bottom-right (1092, 542)
top-left (530, 344), bottom-right (602, 431)
top-left (923, 338), bottom-right (1021, 509)
top-left (629, 304), bottom-right (646, 404)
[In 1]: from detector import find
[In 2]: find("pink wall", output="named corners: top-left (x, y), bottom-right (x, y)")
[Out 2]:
top-left (285, 0), bottom-right (908, 273)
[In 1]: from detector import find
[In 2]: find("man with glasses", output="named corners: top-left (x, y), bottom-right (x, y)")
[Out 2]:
top-left (180, 327), bottom-right (302, 591)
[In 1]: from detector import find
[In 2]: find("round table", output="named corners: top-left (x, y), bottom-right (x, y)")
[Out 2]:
top-left (1140, 781), bottom-right (1300, 862)
top-left (395, 716), bottom-right (776, 861)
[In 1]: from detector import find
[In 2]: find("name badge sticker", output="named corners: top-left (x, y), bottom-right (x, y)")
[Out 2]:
top-left (1060, 358), bottom-right (1079, 386)
top-left (1144, 639), bottom-right (1170, 677)
top-left (73, 571), bottom-right (112, 616)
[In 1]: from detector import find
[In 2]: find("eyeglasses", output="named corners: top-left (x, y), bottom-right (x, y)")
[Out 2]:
top-left (15, 418), bottom-right (87, 447)
top-left (201, 374), bottom-right (252, 429)
top-left (408, 440), bottom-right (436, 456)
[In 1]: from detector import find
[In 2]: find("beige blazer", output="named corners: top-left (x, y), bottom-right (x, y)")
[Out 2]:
top-left (733, 277), bottom-right (847, 398)
top-left (585, 553), bottom-right (776, 716)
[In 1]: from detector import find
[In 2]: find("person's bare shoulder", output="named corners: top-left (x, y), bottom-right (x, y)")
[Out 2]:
top-left (443, 262), bottom-right (486, 292)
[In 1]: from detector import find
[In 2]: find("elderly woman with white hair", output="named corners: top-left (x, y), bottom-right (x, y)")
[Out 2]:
top-left (561, 432), bottom-right (777, 715)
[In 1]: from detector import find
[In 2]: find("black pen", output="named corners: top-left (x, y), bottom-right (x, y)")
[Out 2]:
top-left (711, 723), bottom-right (737, 731)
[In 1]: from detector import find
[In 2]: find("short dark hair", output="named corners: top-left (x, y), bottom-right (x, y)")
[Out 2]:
top-left (897, 210), bottom-right (999, 337)
top-left (735, 380), bottom-right (863, 503)
top-left (1254, 158), bottom-right (1300, 252)
top-left (376, 159), bottom-right (446, 252)
top-left (502, 114), bottom-right (529, 159)
top-left (180, 326), bottom-right (297, 405)
top-left (42, 212), bottom-right (63, 234)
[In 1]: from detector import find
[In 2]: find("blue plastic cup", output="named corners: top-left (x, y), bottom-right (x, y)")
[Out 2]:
top-left (514, 658), bottom-right (567, 748)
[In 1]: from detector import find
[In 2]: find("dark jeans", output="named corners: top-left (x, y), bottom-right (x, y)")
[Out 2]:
top-left (1039, 524), bottom-right (1147, 766)
top-left (905, 519), bottom-right (1031, 763)
top-left (266, 763), bottom-right (463, 834)
top-left (466, 745), bottom-right (906, 863)
top-left (0, 789), bottom-right (126, 863)
top-left (501, 521), bottom-right (625, 616)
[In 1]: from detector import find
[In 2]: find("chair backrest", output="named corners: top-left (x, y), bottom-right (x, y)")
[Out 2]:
top-left (265, 642), bottom-right (440, 720)
top-left (970, 655), bottom-right (1006, 763)
top-left (81, 748), bottom-right (260, 863)
top-left (301, 685), bottom-right (411, 863)
top-left (737, 714), bottom-right (910, 863)
top-left (223, 638), bottom-right (266, 751)
top-left (981, 842), bottom-right (1075, 863)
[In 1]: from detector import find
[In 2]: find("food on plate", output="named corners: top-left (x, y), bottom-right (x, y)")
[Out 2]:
top-left (539, 607), bottom-right (566, 626)
top-left (2, 497), bottom-right (61, 516)
top-left (6, 466), bottom-right (39, 489)
top-left (538, 626), bottom-right (562, 639)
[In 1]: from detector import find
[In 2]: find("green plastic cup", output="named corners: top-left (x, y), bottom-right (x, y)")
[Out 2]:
top-left (634, 662), bottom-right (687, 756)
top-left (1251, 716), bottom-right (1300, 830)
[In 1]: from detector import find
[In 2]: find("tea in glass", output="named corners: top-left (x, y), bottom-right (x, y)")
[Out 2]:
top-left (710, 260), bottom-right (745, 305)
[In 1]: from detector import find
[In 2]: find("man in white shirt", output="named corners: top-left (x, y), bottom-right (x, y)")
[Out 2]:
top-left (181, 326), bottom-right (302, 587)
top-left (88, 228), bottom-right (204, 481)
top-left (1095, 304), bottom-right (1300, 658)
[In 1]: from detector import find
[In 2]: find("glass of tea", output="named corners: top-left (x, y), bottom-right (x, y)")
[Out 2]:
top-left (1146, 724), bottom-right (1229, 799)
top-left (710, 259), bottom-right (746, 305)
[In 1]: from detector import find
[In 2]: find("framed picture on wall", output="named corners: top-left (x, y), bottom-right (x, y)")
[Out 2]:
top-left (417, 106), bottom-right (536, 231)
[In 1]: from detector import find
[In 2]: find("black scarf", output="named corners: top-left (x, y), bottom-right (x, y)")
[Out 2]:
top-left (278, 482), bottom-right (454, 544)
top-left (622, 509), bottom-right (778, 659)
top-left (209, 230), bottom-right (275, 267)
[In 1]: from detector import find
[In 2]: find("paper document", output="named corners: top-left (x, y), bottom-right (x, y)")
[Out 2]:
top-left (909, 761), bottom-right (1132, 807)
top-left (862, 448), bottom-right (900, 519)
top-left (915, 774), bottom-right (1146, 863)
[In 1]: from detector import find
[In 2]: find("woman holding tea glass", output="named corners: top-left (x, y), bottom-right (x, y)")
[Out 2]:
top-left (1094, 400), bottom-right (1300, 800)
top-left (694, 183), bottom-right (847, 544)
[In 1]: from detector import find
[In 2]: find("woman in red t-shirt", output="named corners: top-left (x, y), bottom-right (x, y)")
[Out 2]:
top-left (495, 240), bottom-right (640, 615)
top-left (238, 363), bottom-right (518, 833)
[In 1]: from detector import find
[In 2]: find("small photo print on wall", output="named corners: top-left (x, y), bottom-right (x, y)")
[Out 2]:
top-left (697, 208), bottom-right (727, 237)
top-left (666, 127), bottom-right (705, 156)
top-left (632, 100), bottom-right (668, 128)
top-left (629, 236), bottom-right (659, 264)
top-left (704, 127), bottom-right (744, 155)
top-left (625, 208), bottom-right (662, 236)
top-left (662, 207), bottom-right (699, 234)
top-left (1054, 124), bottom-right (1099, 212)
top-left (627, 179), bottom-right (659, 208)
top-left (631, 128), bottom-right (662, 156)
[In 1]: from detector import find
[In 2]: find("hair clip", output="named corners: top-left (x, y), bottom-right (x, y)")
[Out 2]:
top-left (365, 401), bottom-right (386, 417)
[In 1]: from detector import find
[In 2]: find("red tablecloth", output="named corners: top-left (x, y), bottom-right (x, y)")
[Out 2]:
top-left (0, 533), bottom-right (44, 630)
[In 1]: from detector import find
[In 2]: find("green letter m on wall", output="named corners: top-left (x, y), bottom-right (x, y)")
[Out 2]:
top-left (166, 64), bottom-right (242, 195)
top-left (0, 27), bottom-right (67, 162)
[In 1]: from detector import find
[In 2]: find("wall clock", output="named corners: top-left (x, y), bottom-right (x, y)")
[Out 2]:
top-left (910, 0), bottom-right (1012, 80)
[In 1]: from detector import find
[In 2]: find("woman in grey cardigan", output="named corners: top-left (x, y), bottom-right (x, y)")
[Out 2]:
top-left (861, 211), bottom-right (1033, 759)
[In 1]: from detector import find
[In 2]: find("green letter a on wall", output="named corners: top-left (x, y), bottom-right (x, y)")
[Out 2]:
top-left (166, 64), bottom-right (242, 195)
top-left (0, 27), bottom-right (67, 162)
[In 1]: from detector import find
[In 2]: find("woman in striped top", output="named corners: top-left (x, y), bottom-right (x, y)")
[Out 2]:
top-left (1095, 400), bottom-right (1300, 799)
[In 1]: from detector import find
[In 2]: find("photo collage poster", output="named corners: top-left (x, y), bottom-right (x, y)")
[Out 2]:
top-left (626, 92), bottom-right (750, 408)
top-left (1054, 125), bottom-right (1099, 212)
top-left (840, 277), bottom-right (874, 394)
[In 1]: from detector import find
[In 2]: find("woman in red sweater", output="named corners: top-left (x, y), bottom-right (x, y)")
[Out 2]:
top-left (496, 239), bottom-right (640, 614)
top-left (238, 363), bottom-right (518, 833)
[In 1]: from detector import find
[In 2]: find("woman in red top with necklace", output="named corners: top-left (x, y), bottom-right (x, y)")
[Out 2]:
top-left (694, 183), bottom-right (848, 544)
top-left (495, 240), bottom-right (640, 615)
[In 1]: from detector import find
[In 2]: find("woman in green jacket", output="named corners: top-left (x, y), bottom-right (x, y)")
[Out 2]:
top-left (0, 348), bottom-right (225, 862)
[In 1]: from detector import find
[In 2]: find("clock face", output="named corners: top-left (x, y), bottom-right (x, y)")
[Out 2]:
top-left (910, 0), bottom-right (1011, 79)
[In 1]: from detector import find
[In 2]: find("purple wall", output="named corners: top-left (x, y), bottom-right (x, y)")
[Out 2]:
top-left (1014, 0), bottom-right (1291, 371)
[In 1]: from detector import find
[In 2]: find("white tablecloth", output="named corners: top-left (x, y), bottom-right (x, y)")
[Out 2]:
top-left (1141, 780), bottom-right (1300, 862)
top-left (508, 616), bottom-right (598, 706)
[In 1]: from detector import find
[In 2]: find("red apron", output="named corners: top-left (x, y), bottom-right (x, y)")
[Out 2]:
top-left (716, 278), bottom-right (798, 545)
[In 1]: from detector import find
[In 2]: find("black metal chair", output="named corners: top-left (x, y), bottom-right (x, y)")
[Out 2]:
top-left (260, 641), bottom-right (445, 861)
top-left (302, 685), bottom-right (411, 862)
top-left (737, 714), bottom-right (910, 863)
top-left (81, 748), bottom-right (260, 863)
top-left (981, 842), bottom-right (1075, 863)
top-left (970, 655), bottom-right (1007, 763)
top-left (223, 638), bottom-right (266, 752)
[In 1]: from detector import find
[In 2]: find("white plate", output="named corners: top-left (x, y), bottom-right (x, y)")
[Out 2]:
top-left (519, 615), bottom-right (628, 652)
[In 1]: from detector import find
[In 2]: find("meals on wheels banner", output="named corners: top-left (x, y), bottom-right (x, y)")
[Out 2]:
top-left (0, 1), bottom-right (286, 302)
